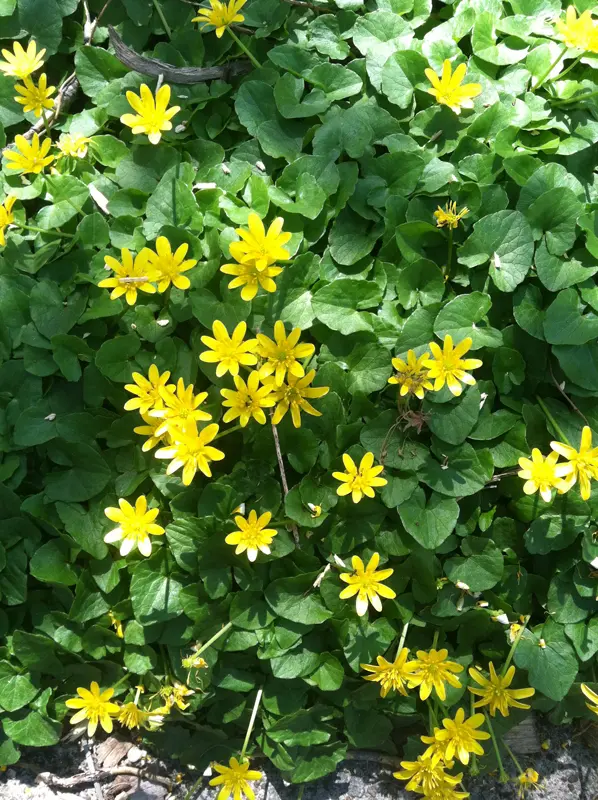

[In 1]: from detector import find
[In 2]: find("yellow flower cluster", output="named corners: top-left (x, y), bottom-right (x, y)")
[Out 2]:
top-left (99, 238), bottom-right (198, 305)
top-left (517, 426), bottom-right (598, 502)
top-left (66, 682), bottom-right (168, 737)
top-left (388, 335), bottom-right (482, 400)
top-left (555, 6), bottom-right (598, 52)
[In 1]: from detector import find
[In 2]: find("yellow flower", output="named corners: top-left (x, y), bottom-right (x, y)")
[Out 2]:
top-left (388, 349), bottom-right (433, 399)
top-left (468, 662), bottom-right (535, 716)
top-left (333, 452), bottom-right (387, 504)
top-left (434, 201), bottom-right (469, 230)
top-left (555, 6), bottom-right (598, 51)
top-left (156, 421), bottom-right (225, 484)
top-left (121, 83), bottom-right (180, 145)
top-left (229, 213), bottom-right (291, 271)
top-left (0, 40), bottom-right (45, 79)
top-left (124, 365), bottom-right (174, 414)
top-left (0, 196), bottom-right (16, 247)
top-left (108, 610), bottom-right (124, 639)
top-left (422, 335), bottom-right (483, 397)
top-left (160, 682), bottom-right (194, 710)
top-left (104, 495), bottom-right (165, 557)
top-left (194, 0), bottom-right (247, 38)
top-left (14, 73), bottom-right (54, 118)
top-left (141, 236), bottom-right (197, 292)
top-left (65, 682), bottom-right (120, 737)
top-left (225, 509), bottom-right (278, 561)
top-left (199, 320), bottom-right (258, 377)
top-left (580, 683), bottom-right (598, 715)
top-left (134, 412), bottom-right (170, 452)
top-left (425, 59), bottom-right (482, 114)
top-left (407, 649), bottom-right (464, 702)
top-left (517, 768), bottom-right (540, 799)
top-left (256, 321), bottom-right (315, 386)
top-left (221, 371), bottom-right (275, 426)
top-left (182, 653), bottom-right (208, 670)
top-left (98, 248), bottom-right (157, 305)
top-left (517, 448), bottom-right (570, 503)
top-left (221, 261), bottom-right (283, 301)
top-left (209, 756), bottom-right (262, 800)
top-left (428, 708), bottom-right (490, 765)
top-left (150, 377), bottom-right (211, 435)
top-left (550, 426), bottom-right (598, 501)
top-left (339, 552), bottom-right (396, 617)
top-left (4, 133), bottom-right (54, 175)
top-left (361, 647), bottom-right (417, 698)
top-left (117, 702), bottom-right (159, 730)
top-left (57, 133), bottom-right (92, 159)
top-left (266, 370), bottom-right (329, 428)
top-left (394, 753), bottom-right (463, 794)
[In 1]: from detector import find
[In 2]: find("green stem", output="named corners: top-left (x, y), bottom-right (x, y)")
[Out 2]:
top-left (215, 424), bottom-right (243, 440)
top-left (17, 222), bottom-right (75, 238)
top-left (552, 87), bottom-right (598, 106)
top-left (432, 629), bottom-right (440, 650)
top-left (535, 394), bottom-right (570, 445)
top-left (533, 44), bottom-right (567, 90)
top-left (112, 673), bottom-right (131, 692)
top-left (555, 52), bottom-right (584, 82)
top-left (194, 621), bottom-right (233, 657)
top-left (502, 614), bottom-right (530, 676)
top-left (427, 698), bottom-right (439, 729)
top-left (240, 688), bottom-right (263, 759)
top-left (227, 27), bottom-right (261, 70)
top-left (484, 711), bottom-right (509, 783)
top-left (444, 227), bottom-right (453, 280)
top-left (397, 622), bottom-right (410, 655)
top-left (469, 693), bottom-right (479, 776)
top-left (40, 107), bottom-right (52, 139)
top-left (152, 0), bottom-right (173, 39)
top-left (502, 740), bottom-right (523, 774)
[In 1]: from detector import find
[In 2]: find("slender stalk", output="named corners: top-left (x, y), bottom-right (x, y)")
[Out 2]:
top-left (502, 739), bottom-right (523, 774)
top-left (484, 711), bottom-right (509, 782)
top-left (533, 44), bottom-right (567, 90)
top-left (397, 622), bottom-right (410, 654)
top-left (214, 423), bottom-right (242, 440)
top-left (152, 0), bottom-right (173, 39)
top-left (535, 394), bottom-right (570, 445)
top-left (502, 614), bottom-right (530, 676)
top-left (444, 227), bottom-right (453, 280)
top-left (469, 693), bottom-right (479, 776)
top-left (40, 108), bottom-right (52, 139)
top-left (240, 688), bottom-right (263, 759)
top-left (17, 222), bottom-right (75, 238)
top-left (552, 87), bottom-right (598, 106)
top-left (555, 53), bottom-right (583, 82)
top-left (432, 629), bottom-right (440, 650)
top-left (227, 27), bottom-right (261, 69)
top-left (194, 621), bottom-right (233, 656)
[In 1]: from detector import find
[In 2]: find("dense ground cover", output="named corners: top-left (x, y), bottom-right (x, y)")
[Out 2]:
top-left (3, 0), bottom-right (598, 797)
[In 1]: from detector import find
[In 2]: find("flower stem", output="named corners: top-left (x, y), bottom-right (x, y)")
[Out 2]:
top-left (432, 629), bottom-right (440, 650)
top-left (533, 44), bottom-right (567, 90)
top-left (397, 621), bottom-right (410, 654)
top-left (240, 688), bottom-right (263, 759)
top-left (484, 711), bottom-right (509, 783)
top-left (502, 614), bottom-right (530, 676)
top-left (194, 621), bottom-right (233, 657)
top-left (215, 424), bottom-right (243, 440)
top-left (40, 107), bottom-right (52, 139)
top-left (502, 739), bottom-right (524, 774)
top-left (444, 227), bottom-right (453, 280)
top-left (555, 52), bottom-right (584, 82)
top-left (152, 0), bottom-right (173, 39)
top-left (535, 394), bottom-right (571, 446)
top-left (470, 693), bottom-right (479, 776)
top-left (17, 222), bottom-right (75, 238)
top-left (227, 27), bottom-right (261, 69)
top-left (552, 87), bottom-right (598, 106)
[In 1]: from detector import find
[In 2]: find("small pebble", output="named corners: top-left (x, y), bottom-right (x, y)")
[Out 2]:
top-left (127, 746), bottom-right (147, 764)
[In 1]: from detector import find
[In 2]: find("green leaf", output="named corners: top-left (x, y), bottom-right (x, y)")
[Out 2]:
top-left (424, 386), bottom-right (480, 445)
top-left (44, 442), bottom-right (111, 502)
top-left (35, 176), bottom-right (88, 230)
top-left (30, 281), bottom-right (86, 339)
top-left (340, 616), bottom-right (396, 671)
top-left (542, 289), bottom-right (598, 345)
top-left (307, 653), bottom-right (345, 691)
top-left (419, 444), bottom-right (494, 497)
top-left (17, 0), bottom-right (62, 54)
top-left (75, 46), bottom-right (129, 98)
top-left (130, 552), bottom-right (185, 624)
top-left (312, 278), bottom-right (381, 335)
top-left (329, 208), bottom-right (383, 266)
top-left (346, 343), bottom-right (393, 395)
top-left (0, 662), bottom-right (38, 712)
top-left (433, 292), bottom-right (502, 349)
top-left (95, 334), bottom-right (141, 382)
top-left (381, 50), bottom-right (428, 108)
top-left (444, 537), bottom-right (504, 591)
top-left (143, 165), bottom-right (199, 239)
top-left (29, 540), bottom-right (77, 585)
top-left (265, 573), bottom-right (334, 625)
top-left (3, 710), bottom-right (60, 746)
top-left (396, 259), bottom-right (445, 309)
top-left (514, 631), bottom-right (578, 701)
top-left (535, 242), bottom-right (598, 292)
top-left (553, 343), bottom-right (598, 391)
top-left (398, 488), bottom-right (459, 549)
top-left (235, 81), bottom-right (305, 161)
top-left (526, 188), bottom-right (583, 256)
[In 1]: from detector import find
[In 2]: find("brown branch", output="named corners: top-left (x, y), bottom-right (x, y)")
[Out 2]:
top-left (36, 766), bottom-right (173, 790)
top-left (270, 413), bottom-right (300, 546)
top-left (108, 26), bottom-right (251, 84)
top-left (549, 361), bottom-right (589, 426)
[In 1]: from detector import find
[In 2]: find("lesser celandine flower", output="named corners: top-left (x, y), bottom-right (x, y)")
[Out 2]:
top-left (394, 753), bottom-right (463, 795)
top-left (468, 662), bottom-right (535, 716)
top-left (517, 769), bottom-right (541, 799)
top-left (220, 371), bottom-right (275, 426)
top-left (142, 237), bottom-right (198, 292)
top-left (156, 421), bottom-right (225, 484)
top-left (121, 83), bottom-right (180, 145)
top-left (425, 59), bottom-right (482, 114)
top-left (125, 365), bottom-right (173, 414)
top-left (388, 350), bottom-right (433, 399)
top-left (581, 683), bottom-right (598, 715)
top-left (209, 756), bottom-right (262, 800)
top-left (57, 133), bottom-right (92, 159)
top-left (339, 553), bottom-right (396, 616)
top-left (134, 413), bottom-right (170, 452)
top-left (199, 320), bottom-right (258, 377)
top-left (4, 133), bottom-right (54, 175)
top-left (104, 495), bottom-right (165, 557)
top-left (14, 74), bottom-right (54, 118)
top-left (65, 682), bottom-right (119, 737)
top-left (220, 260), bottom-right (283, 301)
top-left (160, 682), bottom-right (194, 710)
top-left (225, 509), bottom-right (278, 561)
top-left (550, 426), bottom-right (598, 500)
top-left (434, 201), bottom-right (469, 230)
top-left (150, 377), bottom-right (211, 435)
top-left (422, 335), bottom-right (482, 397)
top-left (407, 649), bottom-right (463, 701)
top-left (256, 321), bottom-right (315, 386)
top-left (229, 213), bottom-right (291, 271)
top-left (555, 6), bottom-right (598, 51)
top-left (193, 0), bottom-right (247, 37)
top-left (0, 40), bottom-right (45, 79)
top-left (98, 248), bottom-right (157, 305)
top-left (108, 610), bottom-right (124, 639)
top-left (266, 370), bottom-right (329, 428)
top-left (425, 708), bottom-right (490, 765)
top-left (361, 648), bottom-right (416, 698)
top-left (182, 653), bottom-right (208, 670)
top-left (0, 196), bottom-right (16, 247)
top-left (333, 452), bottom-right (387, 503)
top-left (517, 449), bottom-right (569, 502)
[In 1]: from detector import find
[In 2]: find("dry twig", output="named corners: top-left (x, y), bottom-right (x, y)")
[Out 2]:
top-left (37, 766), bottom-right (173, 790)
